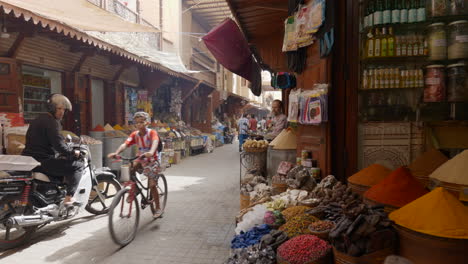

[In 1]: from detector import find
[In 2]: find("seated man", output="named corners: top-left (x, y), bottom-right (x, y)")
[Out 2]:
top-left (22, 94), bottom-right (83, 205)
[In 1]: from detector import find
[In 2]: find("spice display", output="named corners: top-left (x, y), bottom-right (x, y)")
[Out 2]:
top-left (264, 210), bottom-right (286, 227)
top-left (80, 135), bottom-right (102, 145)
top-left (424, 65), bottom-right (446, 102)
top-left (271, 129), bottom-right (297, 150)
top-left (328, 202), bottom-right (396, 257)
top-left (449, 0), bottom-right (468, 15)
top-left (279, 214), bottom-right (318, 238)
top-left (389, 187), bottom-right (468, 239)
top-left (429, 149), bottom-right (468, 185)
top-left (364, 167), bottom-right (428, 207)
top-left (306, 176), bottom-right (360, 208)
top-left (448, 20), bottom-right (468, 60)
top-left (103, 124), bottom-right (114, 131)
top-left (265, 199), bottom-right (288, 212)
top-left (427, 0), bottom-right (449, 17)
top-left (428, 23), bottom-right (447, 61)
top-left (348, 164), bottom-right (391, 187)
top-left (267, 189), bottom-right (309, 210)
top-left (260, 230), bottom-right (289, 250)
top-left (447, 62), bottom-right (468, 102)
top-left (231, 224), bottom-right (271, 249)
top-left (243, 139), bottom-right (269, 150)
top-left (309, 220), bottom-right (334, 232)
top-left (226, 244), bottom-right (276, 264)
top-left (408, 149), bottom-right (448, 184)
top-left (281, 206), bottom-right (312, 222)
top-left (285, 165), bottom-right (316, 190)
top-left (92, 124), bottom-right (105, 132)
top-left (113, 124), bottom-right (124, 130)
top-left (235, 204), bottom-right (269, 235)
top-left (277, 235), bottom-right (331, 264)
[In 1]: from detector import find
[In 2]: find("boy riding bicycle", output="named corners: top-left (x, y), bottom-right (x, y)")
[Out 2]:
top-left (108, 112), bottom-right (163, 218)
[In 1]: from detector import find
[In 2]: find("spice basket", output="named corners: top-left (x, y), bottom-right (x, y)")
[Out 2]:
top-left (307, 227), bottom-right (331, 240)
top-left (348, 182), bottom-right (370, 196)
top-left (363, 197), bottom-right (399, 213)
top-left (332, 246), bottom-right (394, 264)
top-left (394, 224), bottom-right (468, 264)
top-left (435, 181), bottom-right (468, 205)
top-left (277, 251), bottom-right (332, 264)
top-left (240, 193), bottom-right (250, 210)
top-left (243, 146), bottom-right (267, 153)
top-left (272, 182), bottom-right (288, 195)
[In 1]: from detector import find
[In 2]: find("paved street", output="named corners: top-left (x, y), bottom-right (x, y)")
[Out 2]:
top-left (0, 143), bottom-right (239, 264)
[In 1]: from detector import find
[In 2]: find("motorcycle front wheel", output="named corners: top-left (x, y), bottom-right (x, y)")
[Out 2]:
top-left (0, 205), bottom-right (37, 250)
top-left (86, 176), bottom-right (122, 215)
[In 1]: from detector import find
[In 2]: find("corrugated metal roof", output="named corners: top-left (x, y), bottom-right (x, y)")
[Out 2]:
top-left (183, 0), bottom-right (232, 29)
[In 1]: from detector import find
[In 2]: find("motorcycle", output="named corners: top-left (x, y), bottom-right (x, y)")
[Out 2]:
top-left (0, 137), bottom-right (121, 250)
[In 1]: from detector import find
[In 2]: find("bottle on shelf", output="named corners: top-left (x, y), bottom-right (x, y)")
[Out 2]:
top-left (392, 0), bottom-right (401, 24)
top-left (408, 0), bottom-right (417, 23)
top-left (401, 35), bottom-right (408, 56)
top-left (412, 34), bottom-right (419, 56)
top-left (368, 0), bottom-right (375, 28)
top-left (363, 69), bottom-right (369, 89)
top-left (423, 36), bottom-right (429, 56)
top-left (369, 69), bottom-right (375, 89)
top-left (366, 29), bottom-right (375, 58)
top-left (383, 0), bottom-right (392, 24)
top-left (417, 0), bottom-right (426, 22)
top-left (400, 0), bottom-right (408, 24)
top-left (407, 34), bottom-right (414, 56)
top-left (395, 68), bottom-right (401, 88)
top-left (388, 27), bottom-right (395, 56)
top-left (381, 27), bottom-right (389, 57)
top-left (374, 0), bottom-right (384, 26)
top-left (396, 35), bottom-right (402, 56)
top-left (401, 69), bottom-right (407, 88)
top-left (418, 34), bottom-right (424, 56)
top-left (374, 28), bottom-right (382, 57)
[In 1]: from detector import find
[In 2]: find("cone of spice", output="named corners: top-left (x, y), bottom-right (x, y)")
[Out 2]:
top-left (92, 124), bottom-right (105, 132)
top-left (408, 149), bottom-right (448, 185)
top-left (348, 164), bottom-right (392, 187)
top-left (429, 150), bottom-right (468, 185)
top-left (389, 187), bottom-right (468, 239)
top-left (364, 167), bottom-right (428, 207)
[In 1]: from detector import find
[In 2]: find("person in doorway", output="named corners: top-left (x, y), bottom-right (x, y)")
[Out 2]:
top-left (258, 116), bottom-right (267, 131)
top-left (266, 100), bottom-right (288, 140)
top-left (266, 116), bottom-right (273, 129)
top-left (107, 111), bottom-right (163, 218)
top-left (22, 94), bottom-right (83, 206)
top-left (249, 114), bottom-right (257, 132)
top-left (237, 114), bottom-right (250, 152)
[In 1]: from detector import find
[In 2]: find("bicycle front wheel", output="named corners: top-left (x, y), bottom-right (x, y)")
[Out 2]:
top-left (108, 188), bottom-right (140, 247)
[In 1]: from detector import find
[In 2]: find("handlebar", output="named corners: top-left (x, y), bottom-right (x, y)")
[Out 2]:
top-left (112, 155), bottom-right (145, 162)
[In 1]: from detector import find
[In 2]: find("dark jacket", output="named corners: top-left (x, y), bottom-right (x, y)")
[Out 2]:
top-left (22, 114), bottom-right (72, 162)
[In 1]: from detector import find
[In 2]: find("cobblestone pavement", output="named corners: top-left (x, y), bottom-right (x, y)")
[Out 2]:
top-left (0, 143), bottom-right (240, 264)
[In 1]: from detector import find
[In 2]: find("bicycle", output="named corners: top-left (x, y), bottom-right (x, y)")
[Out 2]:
top-left (108, 155), bottom-right (168, 247)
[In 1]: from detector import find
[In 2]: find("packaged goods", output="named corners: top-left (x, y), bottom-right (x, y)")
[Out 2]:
top-left (448, 20), bottom-right (468, 60)
top-left (428, 23), bottom-right (447, 61)
top-left (427, 0), bottom-right (449, 17)
top-left (447, 62), bottom-right (468, 102)
top-left (389, 187), bottom-right (468, 239)
top-left (424, 65), bottom-right (446, 102)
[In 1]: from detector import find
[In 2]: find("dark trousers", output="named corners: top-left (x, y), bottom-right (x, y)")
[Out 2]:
top-left (37, 158), bottom-right (84, 196)
top-left (238, 134), bottom-right (248, 151)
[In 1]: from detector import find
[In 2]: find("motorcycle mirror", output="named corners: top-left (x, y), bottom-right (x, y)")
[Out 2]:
top-left (66, 134), bottom-right (72, 143)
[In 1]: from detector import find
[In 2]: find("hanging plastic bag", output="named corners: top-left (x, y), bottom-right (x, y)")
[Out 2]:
top-left (305, 0), bottom-right (326, 34)
top-left (295, 4), bottom-right (315, 48)
top-left (282, 16), bottom-right (298, 52)
top-left (288, 89), bottom-right (301, 123)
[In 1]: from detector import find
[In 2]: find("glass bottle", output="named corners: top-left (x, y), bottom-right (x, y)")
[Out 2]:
top-left (376, 68), bottom-right (382, 89)
top-left (396, 35), bottom-right (402, 56)
top-left (366, 29), bottom-right (375, 58)
top-left (407, 34), bottom-right (414, 56)
top-left (423, 36), bottom-right (429, 56)
top-left (417, 0), bottom-right (426, 22)
top-left (374, 0), bottom-right (384, 25)
top-left (395, 68), bottom-right (401, 88)
top-left (392, 0), bottom-right (401, 24)
top-left (401, 69), bottom-right (407, 88)
top-left (381, 27), bottom-right (389, 57)
top-left (363, 69), bottom-right (369, 89)
top-left (375, 28), bottom-right (382, 57)
top-left (413, 34), bottom-right (419, 56)
top-left (369, 69), bottom-right (375, 89)
top-left (383, 0), bottom-right (392, 24)
top-left (401, 35), bottom-right (408, 56)
top-left (368, 0), bottom-right (375, 27)
top-left (388, 27), bottom-right (395, 56)
top-left (418, 34), bottom-right (424, 56)
top-left (408, 0), bottom-right (417, 23)
top-left (400, 0), bottom-right (408, 23)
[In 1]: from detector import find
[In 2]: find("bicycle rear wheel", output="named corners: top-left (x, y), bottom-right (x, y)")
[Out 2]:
top-left (150, 174), bottom-right (168, 216)
top-left (108, 188), bottom-right (140, 246)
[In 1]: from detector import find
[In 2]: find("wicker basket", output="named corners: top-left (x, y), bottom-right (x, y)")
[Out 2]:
top-left (308, 227), bottom-right (332, 240)
top-left (433, 181), bottom-right (468, 206)
top-left (272, 182), bottom-right (288, 195)
top-left (394, 224), bottom-right (468, 264)
top-left (332, 246), bottom-right (394, 264)
top-left (348, 182), bottom-right (370, 196)
top-left (277, 251), bottom-right (332, 264)
top-left (363, 197), bottom-right (399, 213)
top-left (243, 146), bottom-right (267, 153)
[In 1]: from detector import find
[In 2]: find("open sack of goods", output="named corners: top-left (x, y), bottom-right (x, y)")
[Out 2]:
top-left (3, 126), bottom-right (29, 155)
top-left (243, 139), bottom-right (269, 152)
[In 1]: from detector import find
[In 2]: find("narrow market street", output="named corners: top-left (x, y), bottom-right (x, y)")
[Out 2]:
top-left (0, 144), bottom-right (239, 264)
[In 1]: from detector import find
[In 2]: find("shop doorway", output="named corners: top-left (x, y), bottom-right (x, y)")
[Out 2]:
top-left (91, 79), bottom-right (104, 129)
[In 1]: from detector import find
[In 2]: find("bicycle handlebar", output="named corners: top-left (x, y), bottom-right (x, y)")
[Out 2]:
top-left (112, 155), bottom-right (144, 162)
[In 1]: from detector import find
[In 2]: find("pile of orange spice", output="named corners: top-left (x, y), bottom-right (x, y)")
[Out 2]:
top-left (348, 164), bottom-right (391, 187)
top-left (364, 167), bottom-right (428, 207)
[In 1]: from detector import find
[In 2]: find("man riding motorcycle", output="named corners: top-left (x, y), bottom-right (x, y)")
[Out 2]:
top-left (21, 94), bottom-right (83, 206)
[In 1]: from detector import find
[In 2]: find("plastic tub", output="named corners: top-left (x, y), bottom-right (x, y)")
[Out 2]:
top-left (267, 146), bottom-right (296, 179)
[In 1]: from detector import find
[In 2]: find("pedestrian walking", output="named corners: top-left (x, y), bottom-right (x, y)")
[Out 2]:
top-left (237, 114), bottom-right (250, 152)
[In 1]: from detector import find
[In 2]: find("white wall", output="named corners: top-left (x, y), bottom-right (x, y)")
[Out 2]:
top-left (91, 79), bottom-right (105, 128)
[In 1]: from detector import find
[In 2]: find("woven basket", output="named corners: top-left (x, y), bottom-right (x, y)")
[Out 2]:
top-left (363, 197), bottom-right (399, 213)
top-left (433, 181), bottom-right (468, 206)
top-left (308, 227), bottom-right (331, 240)
top-left (272, 182), bottom-right (288, 195)
top-left (277, 251), bottom-right (332, 264)
top-left (348, 182), bottom-right (370, 196)
top-left (332, 246), bottom-right (394, 264)
top-left (243, 146), bottom-right (267, 153)
top-left (394, 224), bottom-right (468, 264)
top-left (240, 194), bottom-right (250, 210)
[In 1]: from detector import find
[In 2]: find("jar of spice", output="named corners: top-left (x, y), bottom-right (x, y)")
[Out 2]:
top-left (448, 21), bottom-right (468, 60)
top-left (428, 23), bottom-right (448, 61)
top-left (427, 0), bottom-right (449, 17)
top-left (447, 62), bottom-right (468, 102)
top-left (425, 65), bottom-right (446, 102)
top-left (449, 0), bottom-right (468, 15)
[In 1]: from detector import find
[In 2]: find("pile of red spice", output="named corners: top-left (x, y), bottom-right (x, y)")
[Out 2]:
top-left (277, 235), bottom-right (331, 264)
top-left (92, 124), bottom-right (105, 132)
top-left (364, 167), bottom-right (428, 207)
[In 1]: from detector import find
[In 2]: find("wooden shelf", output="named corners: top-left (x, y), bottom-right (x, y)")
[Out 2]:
top-left (23, 84), bottom-right (50, 90)
top-left (361, 56), bottom-right (429, 64)
top-left (24, 98), bottom-right (46, 102)
top-left (359, 87), bottom-right (421, 91)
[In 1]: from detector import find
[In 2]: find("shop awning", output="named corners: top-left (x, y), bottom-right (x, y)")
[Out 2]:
top-left (202, 18), bottom-right (262, 96)
top-left (0, 0), bottom-right (158, 32)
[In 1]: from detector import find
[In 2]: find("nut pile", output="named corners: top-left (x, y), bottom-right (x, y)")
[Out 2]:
top-left (309, 220), bottom-right (335, 232)
top-left (279, 214), bottom-right (318, 238)
top-left (80, 135), bottom-right (102, 145)
top-left (281, 206), bottom-right (311, 222)
top-left (277, 235), bottom-right (331, 264)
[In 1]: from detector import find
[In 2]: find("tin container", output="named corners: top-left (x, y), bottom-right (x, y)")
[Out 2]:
top-left (448, 20), bottom-right (468, 60)
top-left (425, 65), bottom-right (446, 102)
top-left (428, 23), bottom-right (447, 61)
top-left (447, 62), bottom-right (468, 102)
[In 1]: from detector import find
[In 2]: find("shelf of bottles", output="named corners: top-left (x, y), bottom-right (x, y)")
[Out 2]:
top-left (359, 0), bottom-right (468, 122)
top-left (22, 74), bottom-right (51, 121)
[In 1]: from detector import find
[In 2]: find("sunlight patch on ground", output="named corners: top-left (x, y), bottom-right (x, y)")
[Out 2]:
top-left (163, 175), bottom-right (205, 192)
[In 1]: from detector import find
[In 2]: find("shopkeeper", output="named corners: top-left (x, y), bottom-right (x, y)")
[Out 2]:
top-left (266, 100), bottom-right (288, 140)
